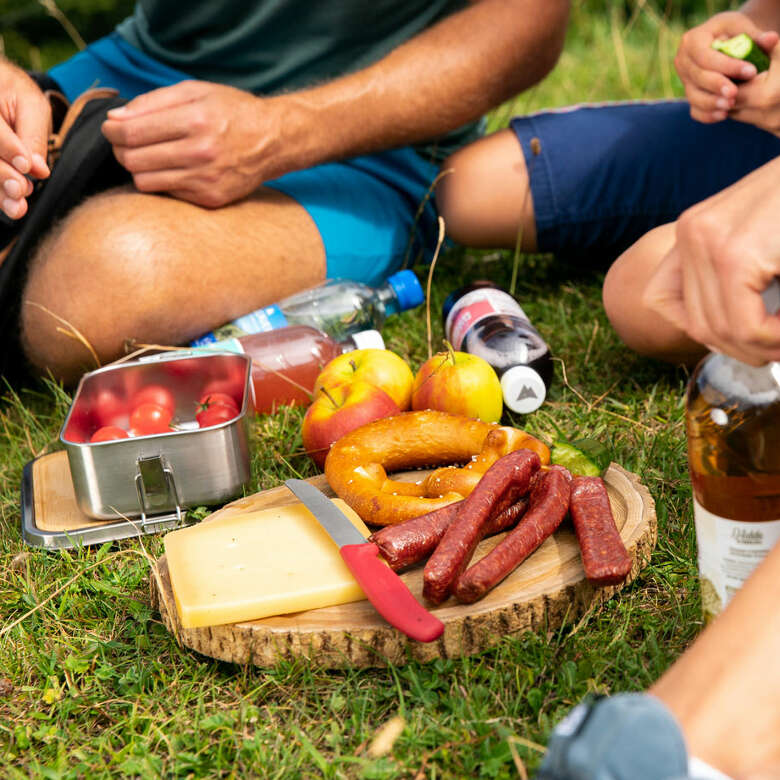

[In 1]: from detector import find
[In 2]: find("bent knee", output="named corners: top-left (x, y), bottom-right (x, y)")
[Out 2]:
top-left (436, 130), bottom-right (536, 249)
top-left (603, 224), bottom-right (703, 363)
top-left (21, 189), bottom-right (170, 383)
top-left (436, 149), bottom-right (478, 245)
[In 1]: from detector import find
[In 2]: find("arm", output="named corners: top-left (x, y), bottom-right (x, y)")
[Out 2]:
top-left (642, 155), bottom-right (780, 365)
top-left (101, 0), bottom-right (570, 208)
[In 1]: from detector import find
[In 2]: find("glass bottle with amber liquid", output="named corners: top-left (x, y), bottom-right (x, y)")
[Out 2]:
top-left (686, 283), bottom-right (780, 621)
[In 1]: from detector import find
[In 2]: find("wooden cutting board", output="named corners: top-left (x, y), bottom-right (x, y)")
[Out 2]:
top-left (150, 463), bottom-right (656, 668)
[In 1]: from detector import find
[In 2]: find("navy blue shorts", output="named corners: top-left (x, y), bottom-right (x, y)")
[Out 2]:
top-left (510, 101), bottom-right (780, 265)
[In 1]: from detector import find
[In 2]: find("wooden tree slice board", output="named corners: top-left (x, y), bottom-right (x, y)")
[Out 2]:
top-left (150, 463), bottom-right (656, 668)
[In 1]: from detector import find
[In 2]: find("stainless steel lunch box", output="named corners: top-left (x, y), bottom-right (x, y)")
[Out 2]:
top-left (59, 351), bottom-right (252, 521)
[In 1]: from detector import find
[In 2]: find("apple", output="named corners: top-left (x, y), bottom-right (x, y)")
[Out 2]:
top-left (302, 380), bottom-right (401, 468)
top-left (314, 349), bottom-right (414, 410)
top-left (411, 350), bottom-right (503, 423)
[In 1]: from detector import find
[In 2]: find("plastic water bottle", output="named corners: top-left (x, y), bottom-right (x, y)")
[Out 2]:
top-left (442, 281), bottom-right (553, 414)
top-left (685, 281), bottom-right (780, 621)
top-left (191, 270), bottom-right (424, 346)
top-left (194, 325), bottom-right (385, 414)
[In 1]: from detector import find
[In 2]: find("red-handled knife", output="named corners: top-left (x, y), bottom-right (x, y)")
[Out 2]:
top-left (284, 479), bottom-right (444, 643)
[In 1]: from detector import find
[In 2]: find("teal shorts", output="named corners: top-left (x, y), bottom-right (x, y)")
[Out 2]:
top-left (49, 33), bottom-right (441, 287)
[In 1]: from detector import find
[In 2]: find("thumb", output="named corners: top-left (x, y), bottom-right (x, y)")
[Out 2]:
top-left (757, 30), bottom-right (780, 54)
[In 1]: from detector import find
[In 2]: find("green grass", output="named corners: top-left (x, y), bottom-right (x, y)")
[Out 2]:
top-left (1, 2), bottom-right (727, 777)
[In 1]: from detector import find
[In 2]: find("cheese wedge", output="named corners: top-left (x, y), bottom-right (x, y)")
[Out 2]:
top-left (164, 498), bottom-right (371, 628)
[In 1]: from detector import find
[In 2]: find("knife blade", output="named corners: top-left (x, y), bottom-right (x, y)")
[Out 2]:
top-left (284, 479), bottom-right (444, 643)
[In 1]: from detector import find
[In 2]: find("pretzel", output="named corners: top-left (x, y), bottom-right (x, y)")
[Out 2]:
top-left (323, 410), bottom-right (550, 526)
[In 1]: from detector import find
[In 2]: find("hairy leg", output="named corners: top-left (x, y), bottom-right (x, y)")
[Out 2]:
top-left (21, 184), bottom-right (326, 384)
top-left (602, 223), bottom-right (706, 365)
top-left (436, 128), bottom-right (537, 250)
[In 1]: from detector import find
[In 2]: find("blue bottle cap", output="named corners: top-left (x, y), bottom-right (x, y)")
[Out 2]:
top-left (387, 270), bottom-right (424, 311)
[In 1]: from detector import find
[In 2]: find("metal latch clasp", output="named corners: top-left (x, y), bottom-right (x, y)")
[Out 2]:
top-left (134, 455), bottom-right (183, 526)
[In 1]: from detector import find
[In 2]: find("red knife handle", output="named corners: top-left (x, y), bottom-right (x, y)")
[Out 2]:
top-left (340, 543), bottom-right (444, 643)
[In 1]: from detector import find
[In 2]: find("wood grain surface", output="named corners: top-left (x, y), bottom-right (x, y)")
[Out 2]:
top-left (150, 463), bottom-right (656, 668)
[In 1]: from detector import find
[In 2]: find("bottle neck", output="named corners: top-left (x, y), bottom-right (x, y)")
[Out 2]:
top-left (377, 283), bottom-right (400, 318)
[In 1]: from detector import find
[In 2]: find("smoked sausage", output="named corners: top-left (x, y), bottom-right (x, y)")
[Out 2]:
top-left (454, 466), bottom-right (572, 604)
top-left (422, 448), bottom-right (541, 605)
top-left (569, 476), bottom-right (631, 586)
top-left (370, 497), bottom-right (529, 572)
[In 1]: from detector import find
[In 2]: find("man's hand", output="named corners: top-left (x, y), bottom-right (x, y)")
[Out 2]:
top-left (643, 156), bottom-right (780, 365)
top-left (675, 11), bottom-right (778, 124)
top-left (0, 62), bottom-right (51, 219)
top-left (730, 43), bottom-right (780, 135)
top-left (102, 81), bottom-right (283, 208)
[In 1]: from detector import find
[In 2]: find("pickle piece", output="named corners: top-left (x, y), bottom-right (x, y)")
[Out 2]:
top-left (550, 440), bottom-right (602, 477)
top-left (712, 33), bottom-right (770, 73)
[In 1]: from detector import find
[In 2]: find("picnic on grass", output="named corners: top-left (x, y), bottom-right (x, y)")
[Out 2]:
top-left (3, 0), bottom-right (780, 777)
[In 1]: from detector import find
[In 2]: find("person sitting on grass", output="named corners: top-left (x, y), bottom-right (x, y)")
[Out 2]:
top-left (436, 0), bottom-right (780, 365)
top-left (0, 0), bottom-right (570, 386)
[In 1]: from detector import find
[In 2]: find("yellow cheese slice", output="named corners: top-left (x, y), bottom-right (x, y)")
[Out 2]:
top-left (164, 498), bottom-right (371, 629)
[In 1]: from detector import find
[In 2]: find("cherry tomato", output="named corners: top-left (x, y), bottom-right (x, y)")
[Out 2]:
top-left (196, 403), bottom-right (239, 428)
top-left (200, 379), bottom-right (242, 406)
top-left (129, 403), bottom-right (173, 436)
top-left (90, 426), bottom-right (130, 443)
top-left (197, 392), bottom-right (239, 412)
top-left (91, 388), bottom-right (127, 427)
top-left (131, 384), bottom-right (176, 417)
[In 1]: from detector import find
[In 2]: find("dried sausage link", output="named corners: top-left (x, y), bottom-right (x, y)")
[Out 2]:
top-left (422, 448), bottom-right (541, 605)
top-left (370, 496), bottom-right (529, 572)
top-left (570, 476), bottom-right (632, 586)
top-left (454, 466), bottom-right (572, 603)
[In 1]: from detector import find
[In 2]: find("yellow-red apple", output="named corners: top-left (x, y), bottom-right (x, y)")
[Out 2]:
top-left (302, 380), bottom-right (401, 468)
top-left (314, 349), bottom-right (414, 410)
top-left (411, 350), bottom-right (503, 422)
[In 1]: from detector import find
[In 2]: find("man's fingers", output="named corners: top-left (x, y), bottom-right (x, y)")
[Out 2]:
top-left (131, 169), bottom-right (227, 208)
top-left (758, 30), bottom-right (780, 53)
top-left (693, 47), bottom-right (755, 87)
top-left (14, 95), bottom-right (51, 179)
top-left (106, 81), bottom-right (200, 120)
top-left (130, 168), bottom-right (192, 194)
top-left (0, 159), bottom-right (29, 219)
top-left (112, 138), bottom-right (213, 174)
top-left (685, 83), bottom-right (732, 115)
top-left (0, 118), bottom-right (37, 176)
top-left (102, 110), bottom-right (193, 149)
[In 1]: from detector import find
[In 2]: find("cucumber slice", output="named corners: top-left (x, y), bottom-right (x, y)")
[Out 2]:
top-left (550, 440), bottom-right (602, 477)
top-left (712, 33), bottom-right (770, 73)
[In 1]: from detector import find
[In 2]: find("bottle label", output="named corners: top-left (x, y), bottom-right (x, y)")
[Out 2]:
top-left (692, 496), bottom-right (780, 618)
top-left (445, 288), bottom-right (530, 351)
top-left (188, 338), bottom-right (246, 355)
top-left (231, 305), bottom-right (288, 335)
top-left (189, 305), bottom-right (289, 346)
